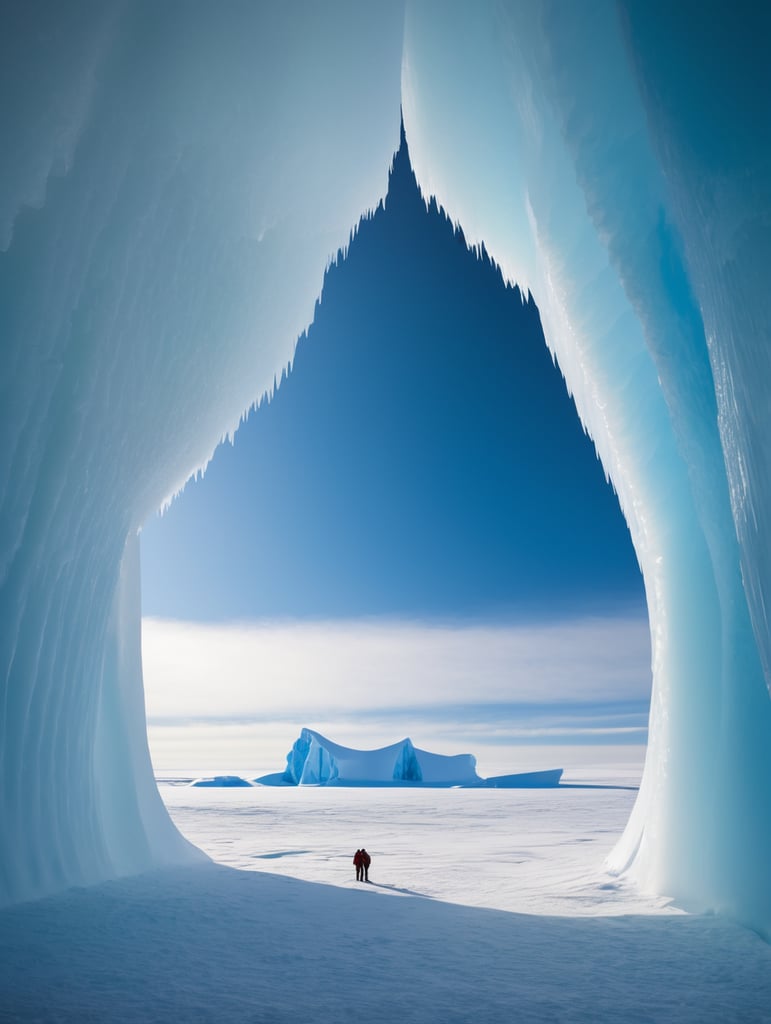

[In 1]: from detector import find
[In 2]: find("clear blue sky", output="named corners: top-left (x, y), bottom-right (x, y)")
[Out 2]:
top-left (140, 129), bottom-right (651, 769)
top-left (141, 130), bottom-right (643, 624)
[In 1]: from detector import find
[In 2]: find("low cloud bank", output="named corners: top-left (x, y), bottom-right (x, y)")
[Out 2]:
top-left (142, 616), bottom-right (651, 770)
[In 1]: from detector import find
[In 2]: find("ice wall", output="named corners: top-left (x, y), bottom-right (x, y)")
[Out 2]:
top-left (2, 0), bottom-right (769, 936)
top-left (0, 1), bottom-right (404, 905)
top-left (403, 0), bottom-right (771, 933)
top-left (279, 729), bottom-right (481, 786)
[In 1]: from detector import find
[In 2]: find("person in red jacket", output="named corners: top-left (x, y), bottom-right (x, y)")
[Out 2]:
top-left (360, 848), bottom-right (371, 882)
top-left (353, 848), bottom-right (363, 881)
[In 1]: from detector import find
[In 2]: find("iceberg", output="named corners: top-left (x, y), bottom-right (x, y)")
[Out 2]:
top-left (254, 728), bottom-right (561, 789)
top-left (1, 1), bottom-right (769, 936)
top-left (189, 776), bottom-right (253, 789)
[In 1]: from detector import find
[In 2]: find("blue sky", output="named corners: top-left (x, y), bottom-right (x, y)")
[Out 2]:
top-left (141, 130), bottom-right (643, 623)
top-left (140, 132), bottom-right (650, 770)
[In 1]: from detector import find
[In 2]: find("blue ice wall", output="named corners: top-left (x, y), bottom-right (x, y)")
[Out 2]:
top-left (403, 0), bottom-right (771, 933)
top-left (0, 1), bottom-right (404, 904)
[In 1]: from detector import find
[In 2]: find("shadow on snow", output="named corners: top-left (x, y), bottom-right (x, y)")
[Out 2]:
top-left (0, 863), bottom-right (769, 1023)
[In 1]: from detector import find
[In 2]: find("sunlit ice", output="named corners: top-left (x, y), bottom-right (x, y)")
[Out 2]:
top-left (1, 8), bottom-right (771, 1023)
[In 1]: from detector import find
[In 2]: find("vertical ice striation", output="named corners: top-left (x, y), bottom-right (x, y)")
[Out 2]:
top-left (298, 735), bottom-right (340, 787)
top-left (393, 738), bottom-right (423, 782)
top-left (0, 1), bottom-right (404, 904)
top-left (284, 729), bottom-right (316, 786)
top-left (2, 0), bottom-right (770, 936)
top-left (403, 0), bottom-right (771, 933)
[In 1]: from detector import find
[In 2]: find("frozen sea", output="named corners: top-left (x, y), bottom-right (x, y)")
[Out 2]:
top-left (161, 763), bottom-right (656, 919)
top-left (2, 757), bottom-right (770, 1022)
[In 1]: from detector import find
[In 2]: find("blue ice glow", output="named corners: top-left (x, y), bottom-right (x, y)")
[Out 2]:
top-left (403, 0), bottom-right (771, 931)
top-left (279, 729), bottom-right (481, 786)
top-left (1, 2), bottom-right (769, 935)
top-left (256, 728), bottom-right (562, 788)
top-left (0, 2), bottom-right (404, 904)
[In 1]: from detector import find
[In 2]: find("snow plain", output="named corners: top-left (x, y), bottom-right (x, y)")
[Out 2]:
top-left (2, 757), bottom-right (770, 1022)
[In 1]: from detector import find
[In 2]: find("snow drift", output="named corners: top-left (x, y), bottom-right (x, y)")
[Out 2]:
top-left (1, 0), bottom-right (770, 935)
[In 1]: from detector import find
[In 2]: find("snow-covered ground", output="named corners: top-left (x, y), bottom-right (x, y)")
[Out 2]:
top-left (2, 759), bottom-right (770, 1022)
top-left (162, 767), bottom-right (653, 919)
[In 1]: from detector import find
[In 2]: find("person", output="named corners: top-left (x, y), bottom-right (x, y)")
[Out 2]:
top-left (360, 847), bottom-right (371, 882)
top-left (353, 848), bottom-right (363, 881)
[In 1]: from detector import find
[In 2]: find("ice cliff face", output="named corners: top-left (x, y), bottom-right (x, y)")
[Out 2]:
top-left (403, 0), bottom-right (771, 935)
top-left (281, 729), bottom-right (479, 786)
top-left (0, 1), bottom-right (404, 904)
top-left (1, 1), bottom-right (769, 934)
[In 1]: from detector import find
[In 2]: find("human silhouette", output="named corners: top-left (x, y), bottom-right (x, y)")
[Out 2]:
top-left (360, 848), bottom-right (371, 882)
top-left (353, 848), bottom-right (363, 881)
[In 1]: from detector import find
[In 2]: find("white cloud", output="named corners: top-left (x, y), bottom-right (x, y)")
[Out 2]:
top-left (141, 615), bottom-right (651, 722)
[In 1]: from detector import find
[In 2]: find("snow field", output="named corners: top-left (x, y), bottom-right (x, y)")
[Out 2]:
top-left (2, 776), bottom-right (770, 1023)
top-left (162, 779), bottom-right (657, 918)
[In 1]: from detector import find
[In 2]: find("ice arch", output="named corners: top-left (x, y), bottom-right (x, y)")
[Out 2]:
top-left (1, 1), bottom-right (769, 934)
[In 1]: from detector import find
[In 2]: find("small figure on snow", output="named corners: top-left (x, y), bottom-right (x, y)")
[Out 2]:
top-left (360, 847), bottom-right (371, 882)
top-left (353, 848), bottom-right (364, 881)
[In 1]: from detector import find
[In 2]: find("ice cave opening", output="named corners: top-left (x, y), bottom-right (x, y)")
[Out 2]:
top-left (1, 1), bottom-right (770, 938)
top-left (139, 123), bottom-right (638, 794)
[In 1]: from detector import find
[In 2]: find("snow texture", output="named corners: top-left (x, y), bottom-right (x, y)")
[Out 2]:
top-left (260, 727), bottom-right (560, 788)
top-left (3, 778), bottom-right (771, 1023)
top-left (1, 0), bottom-right (771, 939)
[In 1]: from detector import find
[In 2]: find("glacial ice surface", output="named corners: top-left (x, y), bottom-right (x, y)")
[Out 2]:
top-left (0, 1), bottom-right (404, 906)
top-left (1, 0), bottom-right (770, 937)
top-left (266, 728), bottom-right (482, 787)
top-left (255, 728), bottom-right (562, 788)
top-left (402, 0), bottom-right (771, 935)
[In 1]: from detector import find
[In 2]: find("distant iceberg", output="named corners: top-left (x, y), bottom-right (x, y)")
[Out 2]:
top-left (253, 729), bottom-right (562, 789)
top-left (189, 775), bottom-right (253, 789)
